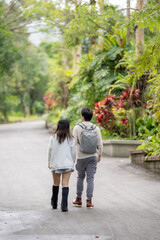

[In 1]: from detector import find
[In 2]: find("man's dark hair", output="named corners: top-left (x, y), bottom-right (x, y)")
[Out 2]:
top-left (81, 107), bottom-right (93, 121)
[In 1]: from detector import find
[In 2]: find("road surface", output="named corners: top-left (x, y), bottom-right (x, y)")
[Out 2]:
top-left (0, 120), bottom-right (160, 240)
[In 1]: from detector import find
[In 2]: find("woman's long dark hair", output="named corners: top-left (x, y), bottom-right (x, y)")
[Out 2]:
top-left (54, 119), bottom-right (73, 144)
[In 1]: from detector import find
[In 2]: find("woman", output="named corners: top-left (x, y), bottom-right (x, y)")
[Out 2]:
top-left (48, 119), bottom-right (76, 212)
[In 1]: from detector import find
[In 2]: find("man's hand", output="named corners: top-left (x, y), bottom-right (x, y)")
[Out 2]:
top-left (98, 155), bottom-right (101, 163)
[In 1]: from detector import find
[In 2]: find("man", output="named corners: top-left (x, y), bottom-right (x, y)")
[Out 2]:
top-left (73, 107), bottom-right (103, 208)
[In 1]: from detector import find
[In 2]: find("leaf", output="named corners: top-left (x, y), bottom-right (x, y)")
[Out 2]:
top-left (107, 46), bottom-right (123, 60)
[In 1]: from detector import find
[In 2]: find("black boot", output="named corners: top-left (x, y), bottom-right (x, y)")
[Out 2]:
top-left (61, 187), bottom-right (69, 212)
top-left (51, 185), bottom-right (59, 209)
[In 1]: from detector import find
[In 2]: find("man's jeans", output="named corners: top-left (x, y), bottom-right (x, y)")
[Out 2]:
top-left (76, 156), bottom-right (97, 199)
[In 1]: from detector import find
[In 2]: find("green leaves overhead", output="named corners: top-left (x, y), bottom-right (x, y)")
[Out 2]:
top-left (0, 0), bottom-right (56, 35)
top-left (128, 4), bottom-right (160, 32)
top-left (62, 3), bottom-right (124, 47)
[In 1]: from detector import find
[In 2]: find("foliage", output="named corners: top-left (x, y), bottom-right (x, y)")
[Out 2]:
top-left (40, 41), bottom-right (73, 109)
top-left (93, 88), bottom-right (142, 138)
top-left (138, 135), bottom-right (160, 157)
top-left (62, 32), bottom-right (130, 126)
top-left (10, 43), bottom-right (48, 116)
top-left (43, 93), bottom-right (58, 111)
top-left (93, 94), bottom-right (116, 131)
top-left (0, 0), bottom-right (54, 119)
top-left (136, 112), bottom-right (160, 157)
top-left (128, 3), bottom-right (160, 32)
top-left (137, 113), bottom-right (159, 140)
top-left (32, 101), bottom-right (45, 115)
top-left (63, 3), bottom-right (124, 47)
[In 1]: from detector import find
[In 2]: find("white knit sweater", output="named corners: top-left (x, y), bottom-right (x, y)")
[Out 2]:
top-left (48, 135), bottom-right (76, 171)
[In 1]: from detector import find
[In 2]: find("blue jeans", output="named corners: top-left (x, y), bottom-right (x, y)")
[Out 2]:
top-left (76, 156), bottom-right (97, 199)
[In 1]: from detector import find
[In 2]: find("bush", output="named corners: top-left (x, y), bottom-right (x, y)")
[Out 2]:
top-left (33, 101), bottom-right (45, 115)
top-left (93, 88), bottom-right (141, 138)
top-left (137, 113), bottom-right (160, 156)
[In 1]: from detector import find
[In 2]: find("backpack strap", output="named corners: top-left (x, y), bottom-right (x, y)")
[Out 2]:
top-left (78, 123), bottom-right (97, 130)
top-left (78, 123), bottom-right (87, 129)
top-left (91, 124), bottom-right (97, 130)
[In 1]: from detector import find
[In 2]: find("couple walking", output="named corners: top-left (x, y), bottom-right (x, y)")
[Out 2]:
top-left (48, 107), bottom-right (103, 212)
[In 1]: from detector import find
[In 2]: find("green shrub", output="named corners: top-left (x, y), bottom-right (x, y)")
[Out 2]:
top-left (33, 101), bottom-right (45, 115)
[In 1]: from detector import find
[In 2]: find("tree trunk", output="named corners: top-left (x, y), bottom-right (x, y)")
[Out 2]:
top-left (90, 0), bottom-right (97, 48)
top-left (62, 51), bottom-right (69, 70)
top-left (72, 45), bottom-right (82, 73)
top-left (3, 109), bottom-right (8, 122)
top-left (136, 0), bottom-right (144, 56)
top-left (135, 0), bottom-right (147, 116)
top-left (72, 0), bottom-right (82, 73)
top-left (98, 0), bottom-right (105, 47)
top-left (29, 91), bottom-right (34, 115)
top-left (135, 1), bottom-right (147, 114)
top-left (59, 81), bottom-right (69, 109)
top-left (20, 93), bottom-right (28, 117)
top-left (126, 0), bottom-right (131, 42)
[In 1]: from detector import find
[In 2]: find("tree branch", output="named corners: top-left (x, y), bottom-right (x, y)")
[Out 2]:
top-left (0, 0), bottom-right (21, 23)
top-left (86, 10), bottom-right (106, 30)
top-left (6, 15), bottom-right (24, 26)
top-left (10, 19), bottom-right (31, 32)
top-left (117, 8), bottom-right (138, 12)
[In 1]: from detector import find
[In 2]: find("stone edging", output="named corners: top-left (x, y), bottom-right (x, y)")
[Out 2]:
top-left (146, 156), bottom-right (160, 162)
top-left (103, 139), bottom-right (141, 145)
top-left (130, 150), bottom-right (160, 174)
top-left (103, 140), bottom-right (141, 158)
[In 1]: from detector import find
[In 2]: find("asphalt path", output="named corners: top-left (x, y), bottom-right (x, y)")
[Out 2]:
top-left (0, 120), bottom-right (160, 240)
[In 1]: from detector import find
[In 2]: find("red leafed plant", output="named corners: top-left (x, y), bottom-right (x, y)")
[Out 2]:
top-left (43, 93), bottom-right (58, 111)
top-left (93, 94), bottom-right (116, 132)
top-left (120, 117), bottom-right (128, 128)
top-left (93, 88), bottom-right (140, 134)
top-left (118, 87), bottom-right (140, 110)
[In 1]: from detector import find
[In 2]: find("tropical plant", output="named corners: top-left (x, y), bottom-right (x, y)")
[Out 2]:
top-left (138, 135), bottom-right (160, 157)
top-left (43, 93), bottom-right (58, 111)
top-left (93, 87), bottom-right (142, 138)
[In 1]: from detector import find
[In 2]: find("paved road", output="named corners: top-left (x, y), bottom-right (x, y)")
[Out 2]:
top-left (0, 120), bottom-right (160, 240)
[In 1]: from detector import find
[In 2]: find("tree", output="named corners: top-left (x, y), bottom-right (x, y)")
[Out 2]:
top-left (41, 41), bottom-right (72, 109)
top-left (136, 0), bottom-right (144, 56)
top-left (126, 0), bottom-right (131, 42)
top-left (0, 0), bottom-right (55, 119)
top-left (72, 0), bottom-right (82, 73)
top-left (11, 43), bottom-right (48, 117)
top-left (90, 0), bottom-right (97, 47)
top-left (98, 0), bottom-right (105, 47)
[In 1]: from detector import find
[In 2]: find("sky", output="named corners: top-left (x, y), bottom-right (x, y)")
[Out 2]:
top-left (109, 0), bottom-right (137, 9)
top-left (29, 0), bottom-right (137, 46)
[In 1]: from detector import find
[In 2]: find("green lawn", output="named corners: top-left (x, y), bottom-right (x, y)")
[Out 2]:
top-left (8, 115), bottom-right (43, 123)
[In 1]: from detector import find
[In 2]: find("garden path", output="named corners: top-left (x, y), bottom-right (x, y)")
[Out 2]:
top-left (0, 120), bottom-right (160, 240)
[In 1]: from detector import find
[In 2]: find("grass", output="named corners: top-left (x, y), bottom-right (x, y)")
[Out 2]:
top-left (8, 115), bottom-right (43, 123)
